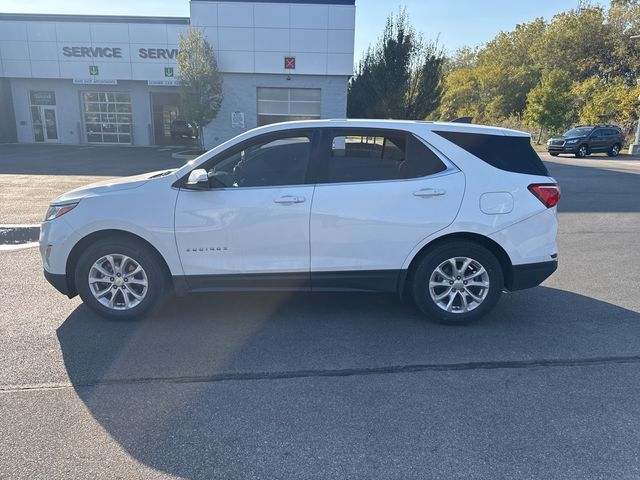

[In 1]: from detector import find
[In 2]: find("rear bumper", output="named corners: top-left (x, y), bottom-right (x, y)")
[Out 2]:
top-left (506, 259), bottom-right (558, 291)
top-left (43, 269), bottom-right (72, 296)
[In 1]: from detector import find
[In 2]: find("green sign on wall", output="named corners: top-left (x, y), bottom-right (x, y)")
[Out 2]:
top-left (164, 67), bottom-right (174, 78)
top-left (89, 65), bottom-right (99, 76)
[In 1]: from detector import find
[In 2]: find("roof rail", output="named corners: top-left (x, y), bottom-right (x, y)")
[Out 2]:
top-left (451, 116), bottom-right (473, 124)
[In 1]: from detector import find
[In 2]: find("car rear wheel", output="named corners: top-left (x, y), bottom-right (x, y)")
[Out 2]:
top-left (75, 236), bottom-right (169, 320)
top-left (549, 152), bottom-right (559, 157)
top-left (575, 144), bottom-right (588, 158)
top-left (411, 241), bottom-right (504, 325)
top-left (608, 144), bottom-right (621, 157)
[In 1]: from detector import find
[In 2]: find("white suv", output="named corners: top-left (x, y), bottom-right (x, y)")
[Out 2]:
top-left (40, 120), bottom-right (559, 324)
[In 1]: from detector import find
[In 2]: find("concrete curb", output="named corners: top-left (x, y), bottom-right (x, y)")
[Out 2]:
top-left (0, 225), bottom-right (40, 245)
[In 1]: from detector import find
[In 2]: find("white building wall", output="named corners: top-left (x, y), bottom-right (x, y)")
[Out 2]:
top-left (191, 1), bottom-right (355, 76)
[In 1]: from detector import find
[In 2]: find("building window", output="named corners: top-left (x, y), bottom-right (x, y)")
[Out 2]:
top-left (257, 87), bottom-right (321, 126)
top-left (82, 92), bottom-right (132, 144)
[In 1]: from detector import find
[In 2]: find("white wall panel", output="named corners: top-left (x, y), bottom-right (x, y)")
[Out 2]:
top-left (58, 61), bottom-right (92, 78)
top-left (291, 29), bottom-right (327, 53)
top-left (328, 6), bottom-right (356, 30)
top-left (217, 50), bottom-right (253, 72)
top-left (218, 3), bottom-right (254, 28)
top-left (254, 4), bottom-right (289, 28)
top-left (166, 24), bottom-right (189, 43)
top-left (291, 52), bottom-right (327, 74)
top-left (190, 2), bottom-right (217, 26)
top-left (327, 53), bottom-right (353, 75)
top-left (290, 5), bottom-right (328, 29)
top-left (54, 22), bottom-right (91, 42)
top-left (90, 23), bottom-right (130, 43)
top-left (0, 40), bottom-right (30, 60)
top-left (0, 21), bottom-right (27, 41)
top-left (28, 42), bottom-right (59, 61)
top-left (254, 51), bottom-right (287, 73)
top-left (3, 60), bottom-right (31, 76)
top-left (218, 27), bottom-right (254, 51)
top-left (328, 29), bottom-right (354, 53)
top-left (27, 22), bottom-right (57, 41)
top-left (128, 24), bottom-right (168, 44)
top-left (254, 28), bottom-right (289, 52)
top-left (30, 60), bottom-right (60, 77)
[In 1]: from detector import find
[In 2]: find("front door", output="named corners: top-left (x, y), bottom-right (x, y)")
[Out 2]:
top-left (32, 106), bottom-right (59, 142)
top-left (310, 129), bottom-right (465, 290)
top-left (174, 130), bottom-right (318, 290)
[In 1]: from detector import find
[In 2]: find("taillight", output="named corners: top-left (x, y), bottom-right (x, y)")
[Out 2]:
top-left (528, 183), bottom-right (560, 208)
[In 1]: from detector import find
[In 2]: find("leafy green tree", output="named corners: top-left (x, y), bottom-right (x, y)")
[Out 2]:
top-left (573, 77), bottom-right (640, 133)
top-left (348, 9), bottom-right (445, 120)
top-left (524, 69), bottom-right (575, 142)
top-left (177, 28), bottom-right (223, 151)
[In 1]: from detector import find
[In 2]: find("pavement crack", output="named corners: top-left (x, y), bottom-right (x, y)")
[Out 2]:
top-left (2, 355), bottom-right (640, 393)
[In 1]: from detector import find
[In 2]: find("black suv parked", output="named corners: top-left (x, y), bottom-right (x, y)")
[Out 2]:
top-left (547, 125), bottom-right (624, 158)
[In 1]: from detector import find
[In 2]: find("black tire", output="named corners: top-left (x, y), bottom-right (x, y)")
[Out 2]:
top-left (411, 241), bottom-right (504, 325)
top-left (74, 235), bottom-right (169, 320)
top-left (575, 144), bottom-right (588, 158)
top-left (607, 143), bottom-right (621, 157)
top-left (549, 152), bottom-right (559, 157)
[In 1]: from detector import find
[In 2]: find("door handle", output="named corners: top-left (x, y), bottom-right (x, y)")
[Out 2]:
top-left (273, 195), bottom-right (305, 204)
top-left (413, 188), bottom-right (446, 198)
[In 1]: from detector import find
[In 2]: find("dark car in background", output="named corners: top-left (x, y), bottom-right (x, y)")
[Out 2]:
top-left (547, 125), bottom-right (624, 158)
top-left (170, 120), bottom-right (198, 140)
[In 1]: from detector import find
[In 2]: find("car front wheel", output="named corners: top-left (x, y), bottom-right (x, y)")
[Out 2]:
top-left (411, 241), bottom-right (504, 324)
top-left (75, 236), bottom-right (169, 320)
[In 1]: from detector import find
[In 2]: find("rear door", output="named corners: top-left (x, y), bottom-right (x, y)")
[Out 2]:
top-left (309, 128), bottom-right (465, 290)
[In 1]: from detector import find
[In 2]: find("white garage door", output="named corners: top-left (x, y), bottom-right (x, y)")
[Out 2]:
top-left (82, 92), bottom-right (132, 144)
top-left (257, 87), bottom-right (321, 126)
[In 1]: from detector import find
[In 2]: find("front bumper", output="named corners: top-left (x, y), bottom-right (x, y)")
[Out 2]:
top-left (506, 258), bottom-right (558, 291)
top-left (43, 269), bottom-right (71, 296)
top-left (547, 144), bottom-right (579, 154)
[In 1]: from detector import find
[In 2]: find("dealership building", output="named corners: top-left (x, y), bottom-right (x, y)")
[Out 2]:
top-left (0, 0), bottom-right (355, 147)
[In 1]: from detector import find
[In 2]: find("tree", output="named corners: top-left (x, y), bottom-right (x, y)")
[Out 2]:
top-left (524, 69), bottom-right (575, 142)
top-left (573, 77), bottom-right (640, 133)
top-left (347, 9), bottom-right (445, 120)
top-left (177, 28), bottom-right (223, 151)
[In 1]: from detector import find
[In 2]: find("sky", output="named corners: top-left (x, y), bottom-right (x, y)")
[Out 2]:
top-left (0, 0), bottom-right (600, 58)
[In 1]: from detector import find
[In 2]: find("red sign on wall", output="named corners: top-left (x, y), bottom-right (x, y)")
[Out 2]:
top-left (284, 57), bottom-right (296, 69)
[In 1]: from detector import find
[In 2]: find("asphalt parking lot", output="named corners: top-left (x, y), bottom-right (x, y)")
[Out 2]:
top-left (1, 145), bottom-right (640, 479)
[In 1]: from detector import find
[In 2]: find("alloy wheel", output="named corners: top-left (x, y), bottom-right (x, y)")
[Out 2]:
top-left (88, 254), bottom-right (148, 310)
top-left (428, 257), bottom-right (490, 313)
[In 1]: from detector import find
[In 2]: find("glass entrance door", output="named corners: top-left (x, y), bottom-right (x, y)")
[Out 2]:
top-left (32, 105), bottom-right (58, 142)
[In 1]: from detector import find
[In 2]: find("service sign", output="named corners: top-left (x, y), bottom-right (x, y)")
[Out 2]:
top-left (62, 46), bottom-right (179, 60)
top-left (29, 91), bottom-right (56, 106)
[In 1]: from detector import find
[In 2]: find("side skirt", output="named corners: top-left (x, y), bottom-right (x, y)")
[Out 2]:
top-left (172, 270), bottom-right (405, 295)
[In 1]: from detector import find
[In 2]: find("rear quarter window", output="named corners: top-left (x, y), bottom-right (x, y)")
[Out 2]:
top-left (434, 130), bottom-right (549, 176)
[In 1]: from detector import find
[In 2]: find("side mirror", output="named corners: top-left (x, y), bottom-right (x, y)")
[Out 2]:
top-left (186, 168), bottom-right (209, 188)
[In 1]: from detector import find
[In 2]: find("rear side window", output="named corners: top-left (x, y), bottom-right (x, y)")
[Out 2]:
top-left (434, 131), bottom-right (548, 176)
top-left (326, 131), bottom-right (446, 183)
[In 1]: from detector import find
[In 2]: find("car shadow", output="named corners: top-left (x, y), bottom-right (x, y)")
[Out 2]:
top-left (56, 287), bottom-right (640, 479)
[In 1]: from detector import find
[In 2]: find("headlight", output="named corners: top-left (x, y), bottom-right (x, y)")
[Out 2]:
top-left (565, 139), bottom-right (579, 144)
top-left (44, 202), bottom-right (78, 221)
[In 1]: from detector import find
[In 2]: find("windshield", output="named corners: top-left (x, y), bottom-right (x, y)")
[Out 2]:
top-left (563, 127), bottom-right (592, 138)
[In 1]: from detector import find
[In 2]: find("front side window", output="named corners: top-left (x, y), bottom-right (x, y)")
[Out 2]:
top-left (207, 136), bottom-right (311, 188)
top-left (326, 131), bottom-right (446, 183)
